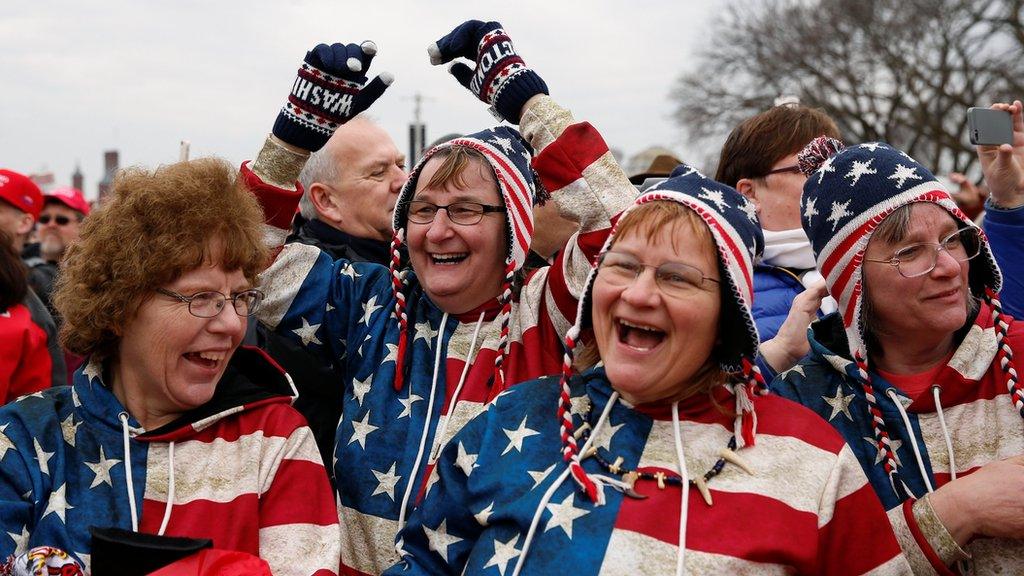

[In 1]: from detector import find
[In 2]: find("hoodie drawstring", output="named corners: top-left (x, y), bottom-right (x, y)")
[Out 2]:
top-left (932, 386), bottom-right (958, 481)
top-left (885, 389), bottom-right (936, 494)
top-left (512, 391), bottom-right (621, 576)
top-left (118, 412), bottom-right (139, 532)
top-left (158, 441), bottom-right (176, 536)
top-left (118, 412), bottom-right (176, 536)
top-left (396, 312), bottom-right (449, 536)
top-left (429, 312), bottom-right (487, 463)
top-left (671, 401), bottom-right (690, 576)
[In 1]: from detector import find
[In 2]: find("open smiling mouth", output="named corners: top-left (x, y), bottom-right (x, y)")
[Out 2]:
top-left (183, 350), bottom-right (226, 369)
top-left (431, 252), bottom-right (468, 265)
top-left (617, 319), bottom-right (666, 351)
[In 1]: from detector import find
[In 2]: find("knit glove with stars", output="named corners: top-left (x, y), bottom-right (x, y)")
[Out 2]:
top-left (273, 41), bottom-right (393, 152)
top-left (428, 20), bottom-right (548, 124)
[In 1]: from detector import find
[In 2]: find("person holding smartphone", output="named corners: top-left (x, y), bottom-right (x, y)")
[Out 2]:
top-left (772, 111), bottom-right (1024, 573)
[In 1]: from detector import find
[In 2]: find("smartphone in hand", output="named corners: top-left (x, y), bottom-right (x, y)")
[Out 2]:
top-left (968, 107), bottom-right (1013, 146)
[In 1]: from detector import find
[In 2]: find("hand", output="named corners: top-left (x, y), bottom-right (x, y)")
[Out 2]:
top-left (947, 172), bottom-right (988, 220)
top-left (272, 41), bottom-right (393, 152)
top-left (759, 281), bottom-right (827, 372)
top-left (928, 455), bottom-right (1024, 545)
top-left (428, 20), bottom-right (548, 123)
top-left (977, 100), bottom-right (1024, 209)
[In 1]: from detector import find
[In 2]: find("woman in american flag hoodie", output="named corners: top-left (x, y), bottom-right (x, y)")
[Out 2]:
top-left (0, 159), bottom-right (340, 575)
top-left (385, 166), bottom-right (910, 574)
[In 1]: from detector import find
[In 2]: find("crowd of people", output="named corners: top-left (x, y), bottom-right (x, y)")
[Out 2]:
top-left (0, 18), bottom-right (1022, 576)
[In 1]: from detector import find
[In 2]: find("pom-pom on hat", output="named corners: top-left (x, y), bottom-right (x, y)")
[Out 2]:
top-left (388, 125), bottom-right (539, 392)
top-left (556, 163), bottom-right (768, 503)
top-left (798, 137), bottom-right (1008, 492)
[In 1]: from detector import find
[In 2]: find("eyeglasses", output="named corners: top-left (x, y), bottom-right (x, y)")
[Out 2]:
top-left (405, 200), bottom-right (506, 226)
top-left (764, 164), bottom-right (803, 176)
top-left (597, 251), bottom-right (720, 298)
top-left (156, 288), bottom-right (265, 318)
top-left (863, 226), bottom-right (981, 278)
top-left (39, 214), bottom-right (74, 226)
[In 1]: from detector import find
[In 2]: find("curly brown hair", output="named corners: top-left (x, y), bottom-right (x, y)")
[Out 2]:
top-left (54, 158), bottom-right (268, 359)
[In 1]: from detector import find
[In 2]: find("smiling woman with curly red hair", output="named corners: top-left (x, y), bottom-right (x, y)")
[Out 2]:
top-left (0, 158), bottom-right (340, 575)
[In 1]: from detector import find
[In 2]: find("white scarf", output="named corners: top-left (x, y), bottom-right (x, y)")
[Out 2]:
top-left (761, 228), bottom-right (837, 315)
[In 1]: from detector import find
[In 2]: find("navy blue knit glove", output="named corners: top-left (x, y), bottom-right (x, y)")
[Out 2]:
top-left (428, 20), bottom-right (548, 124)
top-left (273, 41), bottom-right (393, 151)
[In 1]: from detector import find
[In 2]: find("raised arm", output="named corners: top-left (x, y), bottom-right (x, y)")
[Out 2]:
top-left (977, 100), bottom-right (1024, 318)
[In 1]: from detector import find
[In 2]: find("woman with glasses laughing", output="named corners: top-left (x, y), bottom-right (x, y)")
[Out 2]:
top-left (385, 167), bottom-right (908, 575)
top-left (773, 124), bottom-right (1024, 574)
top-left (0, 159), bottom-right (340, 575)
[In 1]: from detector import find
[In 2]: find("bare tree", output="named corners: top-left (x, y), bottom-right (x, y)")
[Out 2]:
top-left (673, 0), bottom-right (1024, 175)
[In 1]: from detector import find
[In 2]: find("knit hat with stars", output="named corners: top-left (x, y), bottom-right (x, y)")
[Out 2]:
top-left (556, 163), bottom-right (767, 503)
top-left (389, 125), bottom-right (540, 392)
top-left (799, 137), bottom-right (1008, 490)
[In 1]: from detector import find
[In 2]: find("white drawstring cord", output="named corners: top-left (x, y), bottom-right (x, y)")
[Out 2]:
top-left (885, 389), bottom-right (935, 494)
top-left (932, 386), bottom-right (958, 481)
top-left (512, 391), bottom-right (621, 576)
top-left (397, 312), bottom-right (449, 536)
top-left (157, 441), bottom-right (176, 536)
top-left (118, 412), bottom-right (139, 532)
top-left (430, 312), bottom-right (487, 463)
top-left (671, 402), bottom-right (690, 576)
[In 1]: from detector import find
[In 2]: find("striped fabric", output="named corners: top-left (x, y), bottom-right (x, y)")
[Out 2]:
top-left (385, 370), bottom-right (909, 575)
top-left (0, 347), bottom-right (340, 575)
top-left (250, 95), bottom-right (637, 576)
top-left (773, 305), bottom-right (1024, 574)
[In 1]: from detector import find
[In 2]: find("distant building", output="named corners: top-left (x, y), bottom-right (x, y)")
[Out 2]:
top-left (72, 164), bottom-right (84, 192)
top-left (98, 150), bottom-right (119, 202)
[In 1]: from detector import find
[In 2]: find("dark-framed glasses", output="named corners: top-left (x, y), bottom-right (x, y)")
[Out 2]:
top-left (405, 200), bottom-right (506, 226)
top-left (39, 214), bottom-right (74, 226)
top-left (597, 251), bottom-right (720, 298)
top-left (157, 288), bottom-right (265, 318)
top-left (863, 226), bottom-right (981, 278)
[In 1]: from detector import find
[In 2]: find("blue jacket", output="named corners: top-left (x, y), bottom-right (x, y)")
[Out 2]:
top-left (752, 264), bottom-right (806, 344)
top-left (983, 202), bottom-right (1024, 318)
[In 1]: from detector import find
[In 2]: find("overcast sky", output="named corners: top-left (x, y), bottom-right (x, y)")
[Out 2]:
top-left (2, 1), bottom-right (719, 200)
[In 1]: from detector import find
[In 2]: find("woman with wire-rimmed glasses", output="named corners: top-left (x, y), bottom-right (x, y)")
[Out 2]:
top-left (385, 166), bottom-right (908, 575)
top-left (773, 124), bottom-right (1024, 574)
top-left (0, 158), bottom-right (340, 575)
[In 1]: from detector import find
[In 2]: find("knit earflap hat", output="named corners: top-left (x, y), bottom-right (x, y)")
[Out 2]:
top-left (557, 163), bottom-right (767, 503)
top-left (799, 136), bottom-right (1009, 490)
top-left (389, 125), bottom-right (539, 391)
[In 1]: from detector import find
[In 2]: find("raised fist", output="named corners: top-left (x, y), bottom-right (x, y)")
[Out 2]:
top-left (273, 41), bottom-right (394, 151)
top-left (428, 20), bottom-right (548, 123)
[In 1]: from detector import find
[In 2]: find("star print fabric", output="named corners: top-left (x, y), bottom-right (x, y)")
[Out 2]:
top-left (0, 349), bottom-right (340, 576)
top-left (386, 368), bottom-right (906, 575)
top-left (251, 96), bottom-right (637, 575)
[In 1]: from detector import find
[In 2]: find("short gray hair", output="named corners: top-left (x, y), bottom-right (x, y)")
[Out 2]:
top-left (297, 147), bottom-right (339, 221)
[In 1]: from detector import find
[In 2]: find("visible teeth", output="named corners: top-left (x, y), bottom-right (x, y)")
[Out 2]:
top-left (620, 319), bottom-right (660, 332)
top-left (432, 253), bottom-right (467, 262)
top-left (196, 351), bottom-right (224, 362)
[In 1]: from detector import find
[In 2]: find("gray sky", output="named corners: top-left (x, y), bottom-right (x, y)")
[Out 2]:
top-left (1, 1), bottom-right (718, 200)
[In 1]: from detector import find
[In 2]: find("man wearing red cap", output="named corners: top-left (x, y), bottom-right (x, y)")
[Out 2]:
top-left (24, 186), bottom-right (90, 317)
top-left (0, 169), bottom-right (43, 252)
top-left (0, 168), bottom-right (65, 392)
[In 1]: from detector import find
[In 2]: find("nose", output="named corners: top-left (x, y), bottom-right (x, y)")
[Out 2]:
top-left (206, 302), bottom-right (245, 336)
top-left (424, 209), bottom-right (456, 242)
top-left (931, 246), bottom-right (963, 278)
top-left (392, 168), bottom-right (409, 194)
top-left (619, 268), bottom-right (661, 307)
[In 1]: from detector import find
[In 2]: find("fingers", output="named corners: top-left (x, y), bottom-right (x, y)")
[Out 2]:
top-left (359, 41), bottom-right (378, 71)
top-left (448, 62), bottom-right (475, 90)
top-left (431, 19), bottom-right (487, 65)
top-left (351, 73), bottom-right (394, 117)
top-left (1013, 100), bottom-right (1024, 133)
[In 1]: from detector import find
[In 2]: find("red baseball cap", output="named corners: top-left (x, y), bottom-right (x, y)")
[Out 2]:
top-left (45, 186), bottom-right (91, 216)
top-left (0, 169), bottom-right (44, 220)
